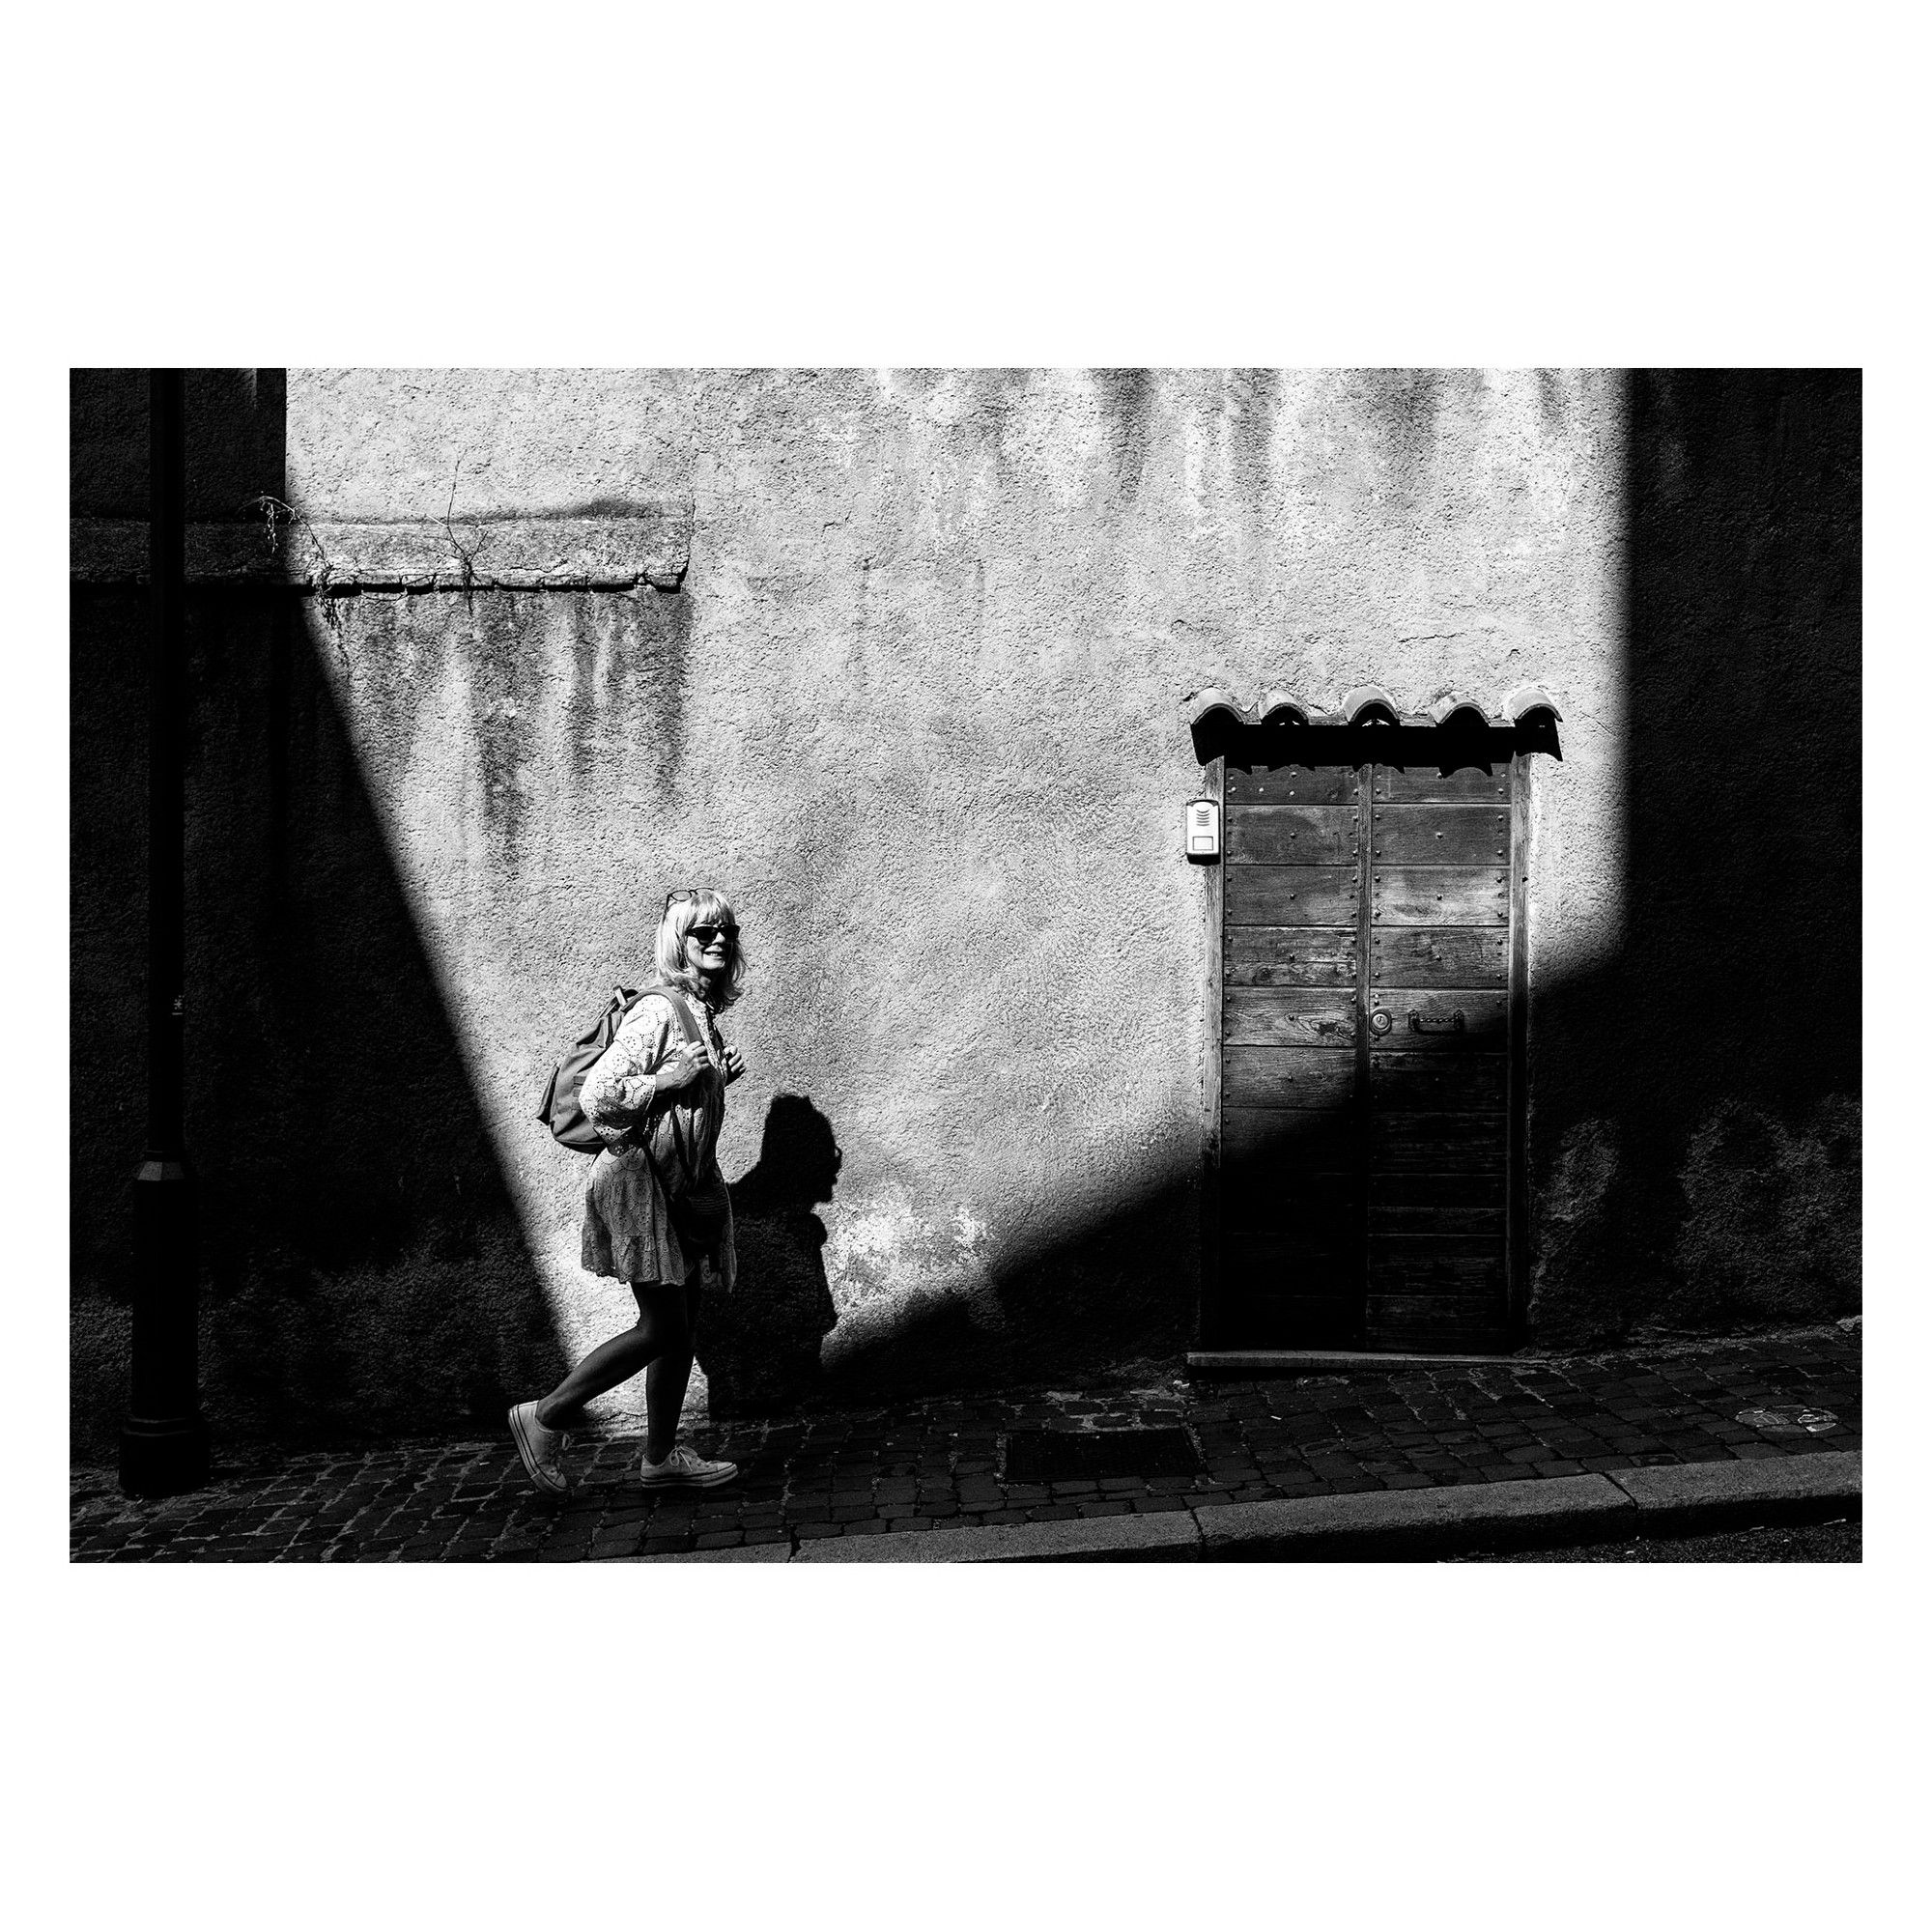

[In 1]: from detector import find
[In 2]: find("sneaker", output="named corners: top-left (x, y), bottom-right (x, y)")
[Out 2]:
top-left (509, 1401), bottom-right (573, 1495)
top-left (638, 1443), bottom-right (738, 1489)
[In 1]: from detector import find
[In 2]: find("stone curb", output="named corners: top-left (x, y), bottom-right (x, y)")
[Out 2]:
top-left (626, 1452), bottom-right (1861, 1564)
top-left (618, 1542), bottom-right (792, 1563)
top-left (1605, 1449), bottom-right (1861, 1536)
top-left (1194, 1471), bottom-right (1633, 1561)
top-left (791, 1513), bottom-right (1203, 1564)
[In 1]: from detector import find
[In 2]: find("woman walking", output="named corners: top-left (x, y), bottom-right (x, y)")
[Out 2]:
top-left (510, 889), bottom-right (748, 1494)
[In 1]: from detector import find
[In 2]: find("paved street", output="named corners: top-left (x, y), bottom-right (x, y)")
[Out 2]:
top-left (71, 1323), bottom-right (1860, 1562)
top-left (1450, 1518), bottom-right (1860, 1561)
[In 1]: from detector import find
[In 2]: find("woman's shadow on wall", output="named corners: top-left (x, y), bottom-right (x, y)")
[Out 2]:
top-left (700, 1094), bottom-right (841, 1417)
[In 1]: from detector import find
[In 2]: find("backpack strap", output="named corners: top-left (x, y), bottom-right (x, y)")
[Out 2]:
top-left (634, 984), bottom-right (710, 1182)
top-left (640, 983), bottom-right (705, 1053)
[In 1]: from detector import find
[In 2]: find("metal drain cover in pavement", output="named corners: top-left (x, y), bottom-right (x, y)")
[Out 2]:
top-left (1736, 1405), bottom-right (1839, 1436)
top-left (1002, 1427), bottom-right (1202, 1484)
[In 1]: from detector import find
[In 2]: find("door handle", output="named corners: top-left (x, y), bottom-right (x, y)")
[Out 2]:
top-left (1408, 1009), bottom-right (1464, 1034)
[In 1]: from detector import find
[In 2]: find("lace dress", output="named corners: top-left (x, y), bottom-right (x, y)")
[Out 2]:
top-left (578, 991), bottom-right (736, 1291)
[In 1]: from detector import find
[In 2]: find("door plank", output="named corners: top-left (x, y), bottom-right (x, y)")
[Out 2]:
top-left (1222, 1296), bottom-right (1364, 1348)
top-left (1226, 764), bottom-right (1362, 805)
top-left (1370, 1119), bottom-right (1507, 1171)
top-left (1370, 1054), bottom-right (1507, 1110)
top-left (1225, 987), bottom-right (1359, 1048)
top-left (1222, 1236), bottom-right (1361, 1286)
top-left (1369, 807), bottom-right (1510, 867)
top-left (1366, 1294), bottom-right (1510, 1324)
top-left (1367, 987), bottom-right (1509, 1050)
top-left (1367, 1321), bottom-right (1513, 1352)
top-left (1373, 764), bottom-right (1511, 804)
top-left (1226, 926), bottom-right (1360, 987)
top-left (1226, 866), bottom-right (1361, 926)
top-left (1223, 1046), bottom-right (1359, 1108)
top-left (1373, 1108), bottom-right (1508, 1142)
top-left (1224, 1133), bottom-right (1360, 1211)
top-left (1368, 1254), bottom-right (1506, 1297)
top-left (1370, 866), bottom-right (1508, 925)
top-left (1223, 1105), bottom-right (1362, 1160)
top-left (1371, 1151), bottom-right (1506, 1179)
top-left (1369, 1233), bottom-right (1508, 1258)
top-left (1371, 927), bottom-right (1508, 987)
top-left (1371, 1172), bottom-right (1506, 1208)
top-left (1224, 1169), bottom-right (1360, 1208)
top-left (1369, 1205), bottom-right (1507, 1236)
top-left (1226, 805), bottom-right (1362, 865)
top-left (1226, 1191), bottom-right (1362, 1236)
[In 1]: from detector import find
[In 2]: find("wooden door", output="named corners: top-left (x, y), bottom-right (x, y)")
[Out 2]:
top-left (1211, 751), bottom-right (1520, 1352)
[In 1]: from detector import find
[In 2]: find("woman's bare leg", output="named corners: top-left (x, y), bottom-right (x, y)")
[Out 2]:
top-left (533, 1282), bottom-right (688, 1429)
top-left (642, 1281), bottom-right (704, 1462)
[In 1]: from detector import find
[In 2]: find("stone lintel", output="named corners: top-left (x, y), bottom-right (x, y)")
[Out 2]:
top-left (70, 503), bottom-right (693, 591)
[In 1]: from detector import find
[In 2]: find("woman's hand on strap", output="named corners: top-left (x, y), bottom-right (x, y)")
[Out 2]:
top-left (653, 1039), bottom-right (711, 1094)
top-left (721, 1043), bottom-right (746, 1085)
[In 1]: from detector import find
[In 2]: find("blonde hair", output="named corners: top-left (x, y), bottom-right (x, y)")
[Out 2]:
top-left (654, 889), bottom-right (747, 1009)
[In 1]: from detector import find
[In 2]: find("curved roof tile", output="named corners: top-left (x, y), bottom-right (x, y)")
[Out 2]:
top-left (1186, 687), bottom-right (1250, 728)
top-left (1426, 694), bottom-right (1497, 727)
top-left (1254, 689), bottom-right (1316, 725)
top-left (1337, 684), bottom-right (1401, 724)
top-left (1499, 682), bottom-right (1562, 723)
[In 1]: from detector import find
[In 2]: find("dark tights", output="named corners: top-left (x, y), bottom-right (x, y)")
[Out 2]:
top-left (534, 1280), bottom-right (703, 1463)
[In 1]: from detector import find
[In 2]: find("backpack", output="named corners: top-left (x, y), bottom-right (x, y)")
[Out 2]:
top-left (536, 983), bottom-right (706, 1154)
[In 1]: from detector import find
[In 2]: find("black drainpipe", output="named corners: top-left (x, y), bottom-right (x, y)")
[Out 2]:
top-left (120, 368), bottom-right (209, 1497)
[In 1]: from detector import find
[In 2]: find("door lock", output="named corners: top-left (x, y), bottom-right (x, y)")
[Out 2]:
top-left (1369, 1009), bottom-right (1393, 1037)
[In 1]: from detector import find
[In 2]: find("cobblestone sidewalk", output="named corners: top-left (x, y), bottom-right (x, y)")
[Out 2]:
top-left (71, 1324), bottom-right (1861, 1561)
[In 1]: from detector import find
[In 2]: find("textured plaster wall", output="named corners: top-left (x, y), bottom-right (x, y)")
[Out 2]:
top-left (278, 368), bottom-right (1630, 1428)
top-left (70, 368), bottom-right (1859, 1453)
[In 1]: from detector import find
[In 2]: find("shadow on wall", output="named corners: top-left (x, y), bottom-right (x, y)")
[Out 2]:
top-left (712, 1152), bottom-right (1205, 1416)
top-left (70, 371), bottom-right (563, 1453)
top-left (701, 1095), bottom-right (1210, 1418)
top-left (698, 1095), bottom-right (841, 1414)
top-left (1527, 368), bottom-right (1861, 1344)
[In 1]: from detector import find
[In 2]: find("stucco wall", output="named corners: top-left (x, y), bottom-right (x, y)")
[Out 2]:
top-left (70, 368), bottom-right (1860, 1452)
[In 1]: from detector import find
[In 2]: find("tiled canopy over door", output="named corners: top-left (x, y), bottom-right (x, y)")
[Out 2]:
top-left (1215, 753), bottom-right (1520, 1352)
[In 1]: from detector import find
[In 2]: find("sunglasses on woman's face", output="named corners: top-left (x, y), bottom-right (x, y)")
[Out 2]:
top-left (665, 890), bottom-right (737, 941)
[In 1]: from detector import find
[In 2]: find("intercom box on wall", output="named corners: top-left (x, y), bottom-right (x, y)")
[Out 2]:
top-left (1184, 797), bottom-right (1221, 862)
